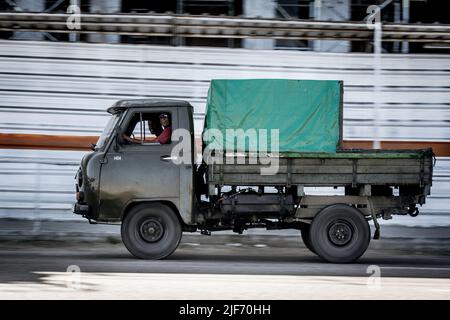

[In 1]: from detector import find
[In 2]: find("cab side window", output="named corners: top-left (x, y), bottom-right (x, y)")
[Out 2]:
top-left (122, 112), bottom-right (172, 145)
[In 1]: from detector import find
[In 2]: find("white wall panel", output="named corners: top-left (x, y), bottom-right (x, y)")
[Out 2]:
top-left (0, 40), bottom-right (448, 223)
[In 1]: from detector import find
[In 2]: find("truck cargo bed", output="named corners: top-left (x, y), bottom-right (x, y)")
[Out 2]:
top-left (207, 148), bottom-right (434, 188)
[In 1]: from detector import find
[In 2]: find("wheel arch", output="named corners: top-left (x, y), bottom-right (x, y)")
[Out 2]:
top-left (121, 200), bottom-right (193, 231)
top-left (316, 203), bottom-right (368, 218)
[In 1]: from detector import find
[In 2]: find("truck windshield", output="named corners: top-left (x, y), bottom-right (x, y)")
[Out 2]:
top-left (95, 113), bottom-right (120, 150)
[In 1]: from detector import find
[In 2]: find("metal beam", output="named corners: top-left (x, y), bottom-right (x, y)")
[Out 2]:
top-left (0, 12), bottom-right (449, 42)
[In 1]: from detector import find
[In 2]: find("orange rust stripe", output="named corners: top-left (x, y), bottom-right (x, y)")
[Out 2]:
top-left (0, 133), bottom-right (449, 156)
top-left (342, 140), bottom-right (450, 157)
top-left (0, 133), bottom-right (98, 151)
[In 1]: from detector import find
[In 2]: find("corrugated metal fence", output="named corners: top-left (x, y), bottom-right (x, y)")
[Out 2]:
top-left (0, 40), bottom-right (448, 222)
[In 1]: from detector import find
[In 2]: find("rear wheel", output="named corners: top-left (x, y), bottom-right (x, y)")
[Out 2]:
top-left (310, 204), bottom-right (370, 263)
top-left (299, 223), bottom-right (316, 254)
top-left (121, 203), bottom-right (182, 259)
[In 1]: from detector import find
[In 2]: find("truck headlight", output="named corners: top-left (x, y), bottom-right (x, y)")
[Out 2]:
top-left (76, 191), bottom-right (84, 202)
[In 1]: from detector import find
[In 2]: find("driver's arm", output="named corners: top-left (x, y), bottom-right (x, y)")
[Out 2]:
top-left (122, 133), bottom-right (159, 144)
top-left (122, 133), bottom-right (141, 144)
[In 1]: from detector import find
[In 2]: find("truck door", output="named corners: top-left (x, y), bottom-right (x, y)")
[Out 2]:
top-left (98, 108), bottom-right (184, 221)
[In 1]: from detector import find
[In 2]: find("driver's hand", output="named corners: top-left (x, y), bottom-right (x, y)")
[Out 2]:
top-left (122, 133), bottom-right (132, 144)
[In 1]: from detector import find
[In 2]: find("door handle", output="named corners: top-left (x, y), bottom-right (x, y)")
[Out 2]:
top-left (160, 155), bottom-right (178, 161)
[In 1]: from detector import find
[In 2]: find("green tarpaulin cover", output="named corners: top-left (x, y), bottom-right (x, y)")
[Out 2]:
top-left (203, 79), bottom-right (342, 153)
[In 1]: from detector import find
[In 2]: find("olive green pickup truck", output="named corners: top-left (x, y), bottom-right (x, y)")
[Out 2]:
top-left (73, 80), bottom-right (434, 263)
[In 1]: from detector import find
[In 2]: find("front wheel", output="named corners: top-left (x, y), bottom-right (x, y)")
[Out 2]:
top-left (310, 204), bottom-right (370, 263)
top-left (121, 203), bottom-right (182, 259)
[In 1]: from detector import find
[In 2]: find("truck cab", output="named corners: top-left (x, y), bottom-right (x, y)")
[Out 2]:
top-left (74, 99), bottom-right (197, 258)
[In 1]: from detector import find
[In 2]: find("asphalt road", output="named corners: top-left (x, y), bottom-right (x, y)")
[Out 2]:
top-left (0, 229), bottom-right (449, 299)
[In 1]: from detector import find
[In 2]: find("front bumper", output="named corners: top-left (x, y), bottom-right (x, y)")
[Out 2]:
top-left (73, 202), bottom-right (90, 216)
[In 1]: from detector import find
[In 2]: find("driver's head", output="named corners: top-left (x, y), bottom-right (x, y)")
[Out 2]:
top-left (148, 119), bottom-right (161, 135)
top-left (159, 113), bottom-right (170, 127)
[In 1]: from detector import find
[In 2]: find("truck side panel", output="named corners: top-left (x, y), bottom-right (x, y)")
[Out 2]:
top-left (208, 150), bottom-right (433, 189)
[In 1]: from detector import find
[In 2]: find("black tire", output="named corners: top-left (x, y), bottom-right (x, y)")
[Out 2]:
top-left (310, 204), bottom-right (370, 263)
top-left (121, 203), bottom-right (182, 259)
top-left (299, 223), bottom-right (316, 254)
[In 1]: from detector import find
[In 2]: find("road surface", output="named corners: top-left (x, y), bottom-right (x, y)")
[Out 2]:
top-left (0, 224), bottom-right (449, 299)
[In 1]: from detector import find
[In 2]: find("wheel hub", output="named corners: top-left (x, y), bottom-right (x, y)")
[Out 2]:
top-left (328, 220), bottom-right (353, 246)
top-left (139, 218), bottom-right (164, 243)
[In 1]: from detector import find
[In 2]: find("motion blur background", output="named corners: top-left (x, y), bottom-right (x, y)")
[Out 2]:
top-left (0, 0), bottom-right (448, 225)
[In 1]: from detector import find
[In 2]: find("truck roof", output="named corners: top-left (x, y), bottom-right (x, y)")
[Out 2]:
top-left (107, 99), bottom-right (191, 114)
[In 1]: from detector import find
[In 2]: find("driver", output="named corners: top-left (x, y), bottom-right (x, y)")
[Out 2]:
top-left (123, 113), bottom-right (171, 145)
top-left (155, 113), bottom-right (171, 144)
